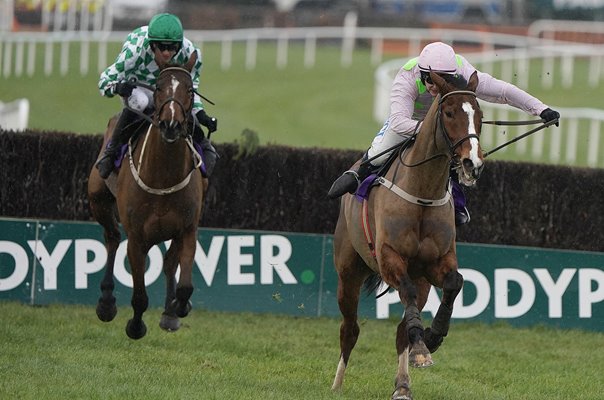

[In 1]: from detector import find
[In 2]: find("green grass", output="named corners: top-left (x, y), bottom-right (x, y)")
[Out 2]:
top-left (1, 301), bottom-right (603, 399)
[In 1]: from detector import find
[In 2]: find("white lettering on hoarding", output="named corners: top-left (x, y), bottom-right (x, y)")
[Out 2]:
top-left (0, 240), bottom-right (29, 291)
top-left (194, 236), bottom-right (224, 285)
top-left (534, 268), bottom-right (576, 318)
top-left (579, 268), bottom-right (604, 318)
top-left (227, 235), bottom-right (255, 285)
top-left (26, 239), bottom-right (71, 290)
top-left (74, 239), bottom-right (107, 289)
top-left (260, 235), bottom-right (297, 284)
top-left (495, 268), bottom-right (536, 318)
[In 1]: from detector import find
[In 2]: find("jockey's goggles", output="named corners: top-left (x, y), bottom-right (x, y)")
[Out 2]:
top-left (420, 70), bottom-right (455, 85)
top-left (152, 41), bottom-right (180, 52)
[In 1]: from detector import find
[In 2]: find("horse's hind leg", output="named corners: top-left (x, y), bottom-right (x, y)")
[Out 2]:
top-left (332, 266), bottom-right (369, 391)
top-left (125, 240), bottom-right (150, 340)
top-left (424, 269), bottom-right (464, 353)
top-left (88, 179), bottom-right (120, 323)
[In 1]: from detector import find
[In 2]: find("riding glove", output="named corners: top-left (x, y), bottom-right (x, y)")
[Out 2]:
top-left (196, 110), bottom-right (218, 133)
top-left (114, 81), bottom-right (136, 97)
top-left (540, 108), bottom-right (560, 126)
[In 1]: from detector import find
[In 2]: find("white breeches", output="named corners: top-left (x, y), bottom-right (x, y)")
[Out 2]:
top-left (367, 120), bottom-right (415, 166)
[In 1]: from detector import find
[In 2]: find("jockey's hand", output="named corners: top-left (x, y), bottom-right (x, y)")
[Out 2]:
top-left (114, 81), bottom-right (135, 98)
top-left (540, 108), bottom-right (560, 127)
top-left (196, 110), bottom-right (218, 133)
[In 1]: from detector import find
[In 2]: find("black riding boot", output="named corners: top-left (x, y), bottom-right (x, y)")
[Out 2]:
top-left (450, 171), bottom-right (471, 226)
top-left (193, 124), bottom-right (219, 178)
top-left (96, 108), bottom-right (138, 179)
top-left (327, 153), bottom-right (375, 199)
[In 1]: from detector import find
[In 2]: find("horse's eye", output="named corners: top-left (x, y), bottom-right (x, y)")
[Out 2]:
top-left (445, 111), bottom-right (454, 118)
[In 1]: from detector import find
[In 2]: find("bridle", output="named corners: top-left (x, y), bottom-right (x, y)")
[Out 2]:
top-left (154, 67), bottom-right (195, 136)
top-left (127, 66), bottom-right (202, 195)
top-left (401, 89), bottom-right (481, 168)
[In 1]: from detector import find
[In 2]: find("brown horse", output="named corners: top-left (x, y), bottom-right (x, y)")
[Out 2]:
top-left (87, 64), bottom-right (207, 339)
top-left (331, 71), bottom-right (483, 399)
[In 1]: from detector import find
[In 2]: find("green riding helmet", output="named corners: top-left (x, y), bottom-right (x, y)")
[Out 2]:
top-left (148, 13), bottom-right (183, 44)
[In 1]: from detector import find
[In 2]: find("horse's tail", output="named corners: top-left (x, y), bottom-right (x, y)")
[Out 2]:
top-left (362, 273), bottom-right (384, 297)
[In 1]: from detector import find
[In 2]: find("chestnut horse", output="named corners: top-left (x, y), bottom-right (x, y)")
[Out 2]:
top-left (331, 71), bottom-right (483, 399)
top-left (87, 64), bottom-right (207, 339)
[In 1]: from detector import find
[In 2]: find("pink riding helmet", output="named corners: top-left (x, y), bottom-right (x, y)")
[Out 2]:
top-left (418, 42), bottom-right (458, 73)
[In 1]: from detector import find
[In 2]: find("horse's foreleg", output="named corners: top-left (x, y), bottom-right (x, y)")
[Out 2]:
top-left (332, 267), bottom-right (369, 392)
top-left (424, 269), bottom-right (463, 353)
top-left (125, 241), bottom-right (149, 340)
top-left (392, 279), bottom-right (431, 400)
top-left (159, 241), bottom-right (181, 332)
top-left (173, 228), bottom-right (196, 318)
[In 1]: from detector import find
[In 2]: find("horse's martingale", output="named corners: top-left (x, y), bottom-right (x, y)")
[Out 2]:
top-left (332, 71), bottom-right (483, 400)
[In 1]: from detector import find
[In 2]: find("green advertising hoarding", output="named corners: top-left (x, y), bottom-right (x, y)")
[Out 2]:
top-left (0, 217), bottom-right (602, 331)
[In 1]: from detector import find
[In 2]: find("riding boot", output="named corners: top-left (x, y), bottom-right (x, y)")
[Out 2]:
top-left (200, 136), bottom-right (218, 178)
top-left (327, 153), bottom-right (375, 199)
top-left (96, 108), bottom-right (138, 179)
top-left (193, 123), bottom-right (219, 178)
top-left (450, 175), bottom-right (471, 226)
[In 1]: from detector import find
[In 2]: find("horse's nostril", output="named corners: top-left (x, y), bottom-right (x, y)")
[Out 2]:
top-left (462, 158), bottom-right (474, 169)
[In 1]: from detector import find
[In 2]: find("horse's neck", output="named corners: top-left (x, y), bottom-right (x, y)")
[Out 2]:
top-left (394, 108), bottom-right (450, 197)
top-left (136, 127), bottom-right (192, 182)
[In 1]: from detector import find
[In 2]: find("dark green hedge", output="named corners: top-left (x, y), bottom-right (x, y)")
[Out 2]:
top-left (1, 129), bottom-right (603, 252)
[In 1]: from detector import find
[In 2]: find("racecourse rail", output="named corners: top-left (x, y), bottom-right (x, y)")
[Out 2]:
top-left (2, 19), bottom-right (604, 166)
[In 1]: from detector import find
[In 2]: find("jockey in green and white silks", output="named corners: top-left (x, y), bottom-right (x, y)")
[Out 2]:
top-left (98, 25), bottom-right (203, 114)
top-left (96, 13), bottom-right (218, 180)
top-left (327, 41), bottom-right (561, 225)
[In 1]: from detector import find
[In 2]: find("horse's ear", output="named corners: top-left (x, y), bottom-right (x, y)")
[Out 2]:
top-left (467, 71), bottom-right (479, 92)
top-left (430, 71), bottom-right (447, 91)
top-left (183, 51), bottom-right (198, 73)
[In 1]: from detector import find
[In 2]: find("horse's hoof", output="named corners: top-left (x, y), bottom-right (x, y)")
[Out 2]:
top-left (409, 340), bottom-right (433, 368)
top-left (126, 319), bottom-right (147, 340)
top-left (159, 313), bottom-right (181, 332)
top-left (96, 298), bottom-right (117, 322)
top-left (392, 385), bottom-right (412, 400)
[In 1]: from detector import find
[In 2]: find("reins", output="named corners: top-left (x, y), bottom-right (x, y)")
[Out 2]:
top-left (482, 118), bottom-right (559, 157)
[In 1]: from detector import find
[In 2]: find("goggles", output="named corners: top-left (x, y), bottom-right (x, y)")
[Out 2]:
top-left (420, 70), bottom-right (456, 85)
top-left (152, 41), bottom-right (180, 52)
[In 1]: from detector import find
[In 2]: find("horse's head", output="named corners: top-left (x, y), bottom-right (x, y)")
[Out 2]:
top-left (431, 71), bottom-right (484, 186)
top-left (154, 64), bottom-right (194, 143)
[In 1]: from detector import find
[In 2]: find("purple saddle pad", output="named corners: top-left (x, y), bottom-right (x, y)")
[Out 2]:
top-left (354, 173), bottom-right (379, 202)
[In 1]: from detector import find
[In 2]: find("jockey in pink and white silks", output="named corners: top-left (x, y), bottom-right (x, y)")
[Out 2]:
top-left (327, 41), bottom-right (560, 225)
